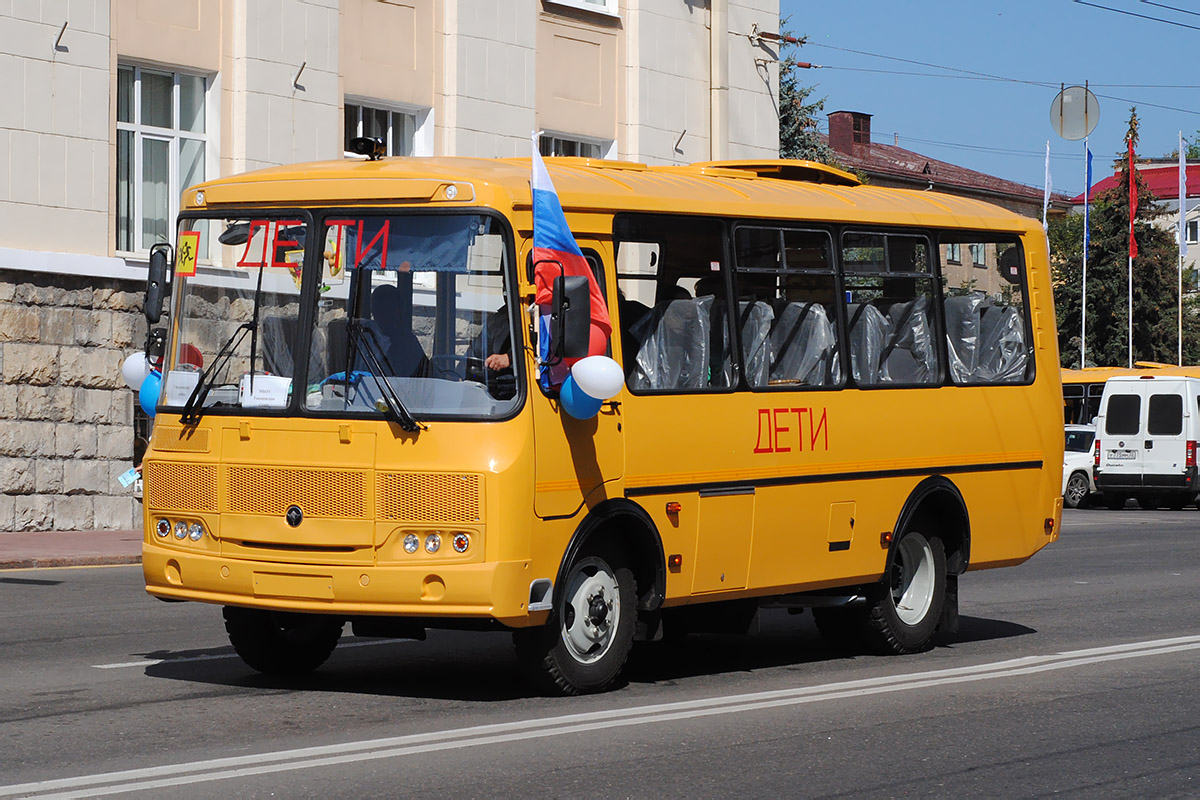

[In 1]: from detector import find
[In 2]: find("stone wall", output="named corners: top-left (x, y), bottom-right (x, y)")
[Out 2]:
top-left (0, 270), bottom-right (145, 532)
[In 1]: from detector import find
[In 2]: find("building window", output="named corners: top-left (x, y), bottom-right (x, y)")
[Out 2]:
top-left (344, 103), bottom-right (415, 157)
top-left (545, 0), bottom-right (619, 15)
top-left (969, 243), bottom-right (986, 268)
top-left (116, 65), bottom-right (209, 254)
top-left (539, 135), bottom-right (605, 159)
top-left (945, 243), bottom-right (961, 264)
top-left (1187, 219), bottom-right (1198, 244)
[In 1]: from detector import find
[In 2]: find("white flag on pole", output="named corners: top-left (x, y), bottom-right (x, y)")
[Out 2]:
top-left (1043, 140), bottom-right (1053, 232)
top-left (1180, 132), bottom-right (1188, 258)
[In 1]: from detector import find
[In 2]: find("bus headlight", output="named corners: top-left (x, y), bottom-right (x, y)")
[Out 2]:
top-left (188, 522), bottom-right (205, 541)
top-left (173, 521), bottom-right (188, 540)
top-left (155, 519), bottom-right (171, 538)
top-left (424, 533), bottom-right (441, 554)
top-left (403, 533), bottom-right (420, 554)
top-left (452, 533), bottom-right (470, 553)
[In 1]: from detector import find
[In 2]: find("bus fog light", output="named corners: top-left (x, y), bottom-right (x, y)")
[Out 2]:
top-left (403, 533), bottom-right (419, 554)
top-left (452, 533), bottom-right (470, 553)
top-left (188, 523), bottom-right (204, 541)
top-left (173, 521), bottom-right (188, 540)
top-left (424, 533), bottom-right (441, 554)
top-left (155, 519), bottom-right (171, 538)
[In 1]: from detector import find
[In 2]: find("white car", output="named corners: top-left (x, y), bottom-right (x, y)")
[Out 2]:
top-left (1062, 424), bottom-right (1099, 509)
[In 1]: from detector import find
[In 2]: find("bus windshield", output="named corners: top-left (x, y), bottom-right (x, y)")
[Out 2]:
top-left (159, 211), bottom-right (519, 421)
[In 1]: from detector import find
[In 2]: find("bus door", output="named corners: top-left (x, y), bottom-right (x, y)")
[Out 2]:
top-left (532, 243), bottom-right (625, 518)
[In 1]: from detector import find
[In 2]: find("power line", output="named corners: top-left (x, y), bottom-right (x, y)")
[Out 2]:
top-left (1072, 0), bottom-right (1200, 31)
top-left (820, 65), bottom-right (1200, 90)
top-left (1140, 0), bottom-right (1200, 19)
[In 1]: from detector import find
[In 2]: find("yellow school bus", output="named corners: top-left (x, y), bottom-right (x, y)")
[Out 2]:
top-left (140, 154), bottom-right (1063, 694)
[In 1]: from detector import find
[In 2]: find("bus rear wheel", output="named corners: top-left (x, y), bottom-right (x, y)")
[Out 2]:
top-left (513, 548), bottom-right (636, 695)
top-left (223, 606), bottom-right (344, 675)
top-left (862, 531), bottom-right (946, 655)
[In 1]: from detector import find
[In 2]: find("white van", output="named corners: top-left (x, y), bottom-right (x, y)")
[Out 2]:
top-left (1094, 375), bottom-right (1200, 509)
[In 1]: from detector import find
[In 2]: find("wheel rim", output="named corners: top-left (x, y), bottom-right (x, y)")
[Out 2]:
top-left (560, 559), bottom-right (621, 664)
top-left (1066, 475), bottom-right (1088, 505)
top-left (891, 533), bottom-right (936, 626)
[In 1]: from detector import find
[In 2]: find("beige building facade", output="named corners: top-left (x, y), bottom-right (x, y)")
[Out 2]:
top-left (0, 0), bottom-right (781, 532)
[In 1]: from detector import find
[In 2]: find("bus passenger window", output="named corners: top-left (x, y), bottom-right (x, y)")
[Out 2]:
top-left (615, 215), bottom-right (732, 393)
top-left (734, 226), bottom-right (840, 389)
top-left (940, 235), bottom-right (1032, 384)
top-left (841, 232), bottom-right (938, 387)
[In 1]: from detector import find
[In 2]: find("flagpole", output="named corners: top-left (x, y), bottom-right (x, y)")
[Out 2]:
top-left (1179, 130), bottom-right (1186, 366)
top-left (1081, 136), bottom-right (1089, 369)
top-left (1128, 253), bottom-right (1133, 368)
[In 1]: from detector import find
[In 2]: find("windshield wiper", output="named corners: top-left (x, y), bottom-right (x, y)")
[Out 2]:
top-left (179, 321), bottom-right (252, 425)
top-left (344, 321), bottom-right (424, 433)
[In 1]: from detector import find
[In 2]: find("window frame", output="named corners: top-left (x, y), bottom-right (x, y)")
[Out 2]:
top-left (1187, 218), bottom-right (1198, 245)
top-left (539, 133), bottom-right (614, 160)
top-left (543, 0), bottom-right (619, 17)
top-left (116, 64), bottom-right (212, 256)
top-left (343, 99), bottom-right (427, 158)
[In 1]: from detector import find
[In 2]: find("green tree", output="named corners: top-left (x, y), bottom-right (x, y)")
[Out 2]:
top-left (1050, 108), bottom-right (1189, 367)
top-left (777, 23), bottom-right (836, 164)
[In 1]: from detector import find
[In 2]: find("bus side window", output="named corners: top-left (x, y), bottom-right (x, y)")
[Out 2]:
top-left (841, 232), bottom-right (939, 387)
top-left (939, 235), bottom-right (1032, 385)
top-left (615, 215), bottom-right (732, 393)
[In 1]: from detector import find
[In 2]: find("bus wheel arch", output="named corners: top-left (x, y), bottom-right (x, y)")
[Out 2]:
top-left (894, 476), bottom-right (970, 577)
top-left (556, 498), bottom-right (666, 617)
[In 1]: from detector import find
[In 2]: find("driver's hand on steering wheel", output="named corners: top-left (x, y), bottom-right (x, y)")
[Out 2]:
top-left (485, 353), bottom-right (510, 371)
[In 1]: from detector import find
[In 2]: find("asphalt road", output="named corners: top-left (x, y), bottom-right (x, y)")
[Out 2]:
top-left (1, 509), bottom-right (1197, 798)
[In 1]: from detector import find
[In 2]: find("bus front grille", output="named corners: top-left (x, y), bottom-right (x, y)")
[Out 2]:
top-left (225, 466), bottom-right (367, 518)
top-left (144, 462), bottom-right (218, 512)
top-left (376, 472), bottom-right (482, 523)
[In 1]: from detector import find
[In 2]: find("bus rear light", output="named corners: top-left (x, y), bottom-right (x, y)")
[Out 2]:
top-left (452, 533), bottom-right (470, 553)
top-left (1189, 441), bottom-right (1197, 468)
top-left (155, 518), bottom-right (171, 538)
top-left (403, 533), bottom-right (420, 554)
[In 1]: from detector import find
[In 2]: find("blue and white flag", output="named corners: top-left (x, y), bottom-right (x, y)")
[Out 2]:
top-left (1084, 147), bottom-right (1093, 252)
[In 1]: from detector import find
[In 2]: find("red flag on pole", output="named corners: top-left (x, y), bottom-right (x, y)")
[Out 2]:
top-left (1129, 137), bottom-right (1139, 259)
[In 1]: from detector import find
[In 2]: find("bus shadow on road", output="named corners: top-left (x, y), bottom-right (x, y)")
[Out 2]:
top-left (139, 612), bottom-right (1036, 700)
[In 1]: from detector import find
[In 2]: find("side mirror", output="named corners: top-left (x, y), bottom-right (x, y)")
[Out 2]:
top-left (551, 274), bottom-right (590, 360)
top-left (145, 244), bottom-right (172, 325)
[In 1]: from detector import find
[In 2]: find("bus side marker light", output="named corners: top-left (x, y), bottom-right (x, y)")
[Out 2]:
top-left (1044, 518), bottom-right (1055, 536)
top-left (668, 554), bottom-right (682, 572)
top-left (666, 502), bottom-right (681, 516)
top-left (880, 531), bottom-right (893, 547)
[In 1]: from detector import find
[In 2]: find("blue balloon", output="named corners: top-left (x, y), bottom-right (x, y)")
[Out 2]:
top-left (139, 370), bottom-right (162, 417)
top-left (559, 374), bottom-right (602, 420)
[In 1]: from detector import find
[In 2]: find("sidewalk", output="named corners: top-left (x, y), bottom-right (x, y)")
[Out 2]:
top-left (0, 530), bottom-right (142, 570)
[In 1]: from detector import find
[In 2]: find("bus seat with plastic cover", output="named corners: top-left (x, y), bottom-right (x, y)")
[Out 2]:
top-left (880, 296), bottom-right (936, 383)
top-left (261, 314), bottom-right (328, 381)
top-left (710, 299), bottom-right (774, 388)
top-left (768, 301), bottom-right (840, 386)
top-left (944, 293), bottom-right (983, 382)
top-left (628, 297), bottom-right (712, 390)
top-left (847, 302), bottom-right (891, 384)
top-left (977, 304), bottom-right (1027, 382)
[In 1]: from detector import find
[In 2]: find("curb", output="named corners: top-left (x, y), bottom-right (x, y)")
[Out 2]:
top-left (0, 555), bottom-right (143, 570)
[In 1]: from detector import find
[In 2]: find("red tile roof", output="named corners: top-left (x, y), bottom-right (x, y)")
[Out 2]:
top-left (822, 134), bottom-right (1071, 205)
top-left (1069, 163), bottom-right (1200, 204)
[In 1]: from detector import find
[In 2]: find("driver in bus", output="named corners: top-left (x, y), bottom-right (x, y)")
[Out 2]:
top-left (465, 306), bottom-right (515, 398)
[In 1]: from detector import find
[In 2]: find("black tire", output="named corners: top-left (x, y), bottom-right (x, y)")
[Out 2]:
top-left (1106, 493), bottom-right (1128, 511)
top-left (861, 531), bottom-right (946, 655)
top-left (513, 548), bottom-right (636, 695)
top-left (1137, 494), bottom-right (1161, 511)
top-left (223, 606), bottom-right (343, 675)
top-left (1064, 472), bottom-right (1091, 509)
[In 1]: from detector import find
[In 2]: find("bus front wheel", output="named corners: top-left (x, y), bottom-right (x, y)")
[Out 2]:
top-left (223, 606), bottom-right (344, 675)
top-left (862, 530), bottom-right (946, 655)
top-left (513, 548), bottom-right (636, 695)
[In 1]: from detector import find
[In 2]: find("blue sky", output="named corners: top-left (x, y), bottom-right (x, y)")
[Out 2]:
top-left (779, 0), bottom-right (1200, 196)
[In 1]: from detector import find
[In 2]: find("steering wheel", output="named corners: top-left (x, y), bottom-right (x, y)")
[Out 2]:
top-left (428, 355), bottom-right (486, 381)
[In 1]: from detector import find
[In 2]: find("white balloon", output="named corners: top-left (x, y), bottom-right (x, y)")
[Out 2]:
top-left (121, 352), bottom-right (151, 391)
top-left (570, 355), bottom-right (624, 400)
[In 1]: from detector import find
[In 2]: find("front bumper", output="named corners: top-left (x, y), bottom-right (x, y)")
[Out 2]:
top-left (143, 541), bottom-right (543, 627)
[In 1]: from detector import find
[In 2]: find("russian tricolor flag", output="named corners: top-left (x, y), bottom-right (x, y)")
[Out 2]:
top-left (531, 137), bottom-right (611, 387)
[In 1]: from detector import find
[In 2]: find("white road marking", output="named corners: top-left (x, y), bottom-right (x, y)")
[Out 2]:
top-left (91, 638), bottom-right (405, 670)
top-left (13, 634), bottom-right (1199, 799)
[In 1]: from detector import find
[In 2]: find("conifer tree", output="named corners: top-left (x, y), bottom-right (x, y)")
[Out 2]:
top-left (777, 23), bottom-right (837, 164)
top-left (1050, 108), bottom-right (1191, 366)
